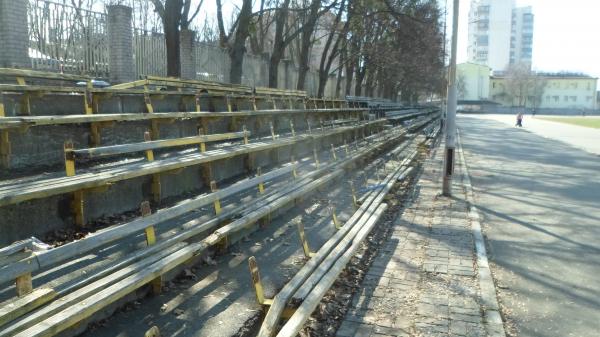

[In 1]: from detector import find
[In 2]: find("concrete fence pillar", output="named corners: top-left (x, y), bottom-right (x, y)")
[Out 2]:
top-left (107, 5), bottom-right (134, 83)
top-left (180, 29), bottom-right (196, 80)
top-left (0, 0), bottom-right (30, 68)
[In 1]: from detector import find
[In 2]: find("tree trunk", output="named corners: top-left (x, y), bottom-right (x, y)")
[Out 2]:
top-left (229, 0), bottom-right (252, 84)
top-left (163, 0), bottom-right (183, 77)
top-left (268, 0), bottom-right (291, 88)
top-left (296, 0), bottom-right (321, 91)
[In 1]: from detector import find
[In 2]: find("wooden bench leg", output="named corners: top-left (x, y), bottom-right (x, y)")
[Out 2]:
top-left (0, 130), bottom-right (10, 169)
top-left (15, 273), bottom-right (33, 297)
top-left (72, 190), bottom-right (85, 227)
top-left (141, 202), bottom-right (162, 294)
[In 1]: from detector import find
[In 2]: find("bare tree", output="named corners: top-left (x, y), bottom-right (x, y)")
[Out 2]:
top-left (150, 0), bottom-right (204, 77)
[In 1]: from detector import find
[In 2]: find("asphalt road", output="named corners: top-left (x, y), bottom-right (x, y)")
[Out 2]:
top-left (458, 115), bottom-right (600, 337)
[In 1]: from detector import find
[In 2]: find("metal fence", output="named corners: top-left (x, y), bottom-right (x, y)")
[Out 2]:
top-left (27, 0), bottom-right (109, 77)
top-left (25, 1), bottom-right (347, 96)
top-left (133, 29), bottom-right (167, 78)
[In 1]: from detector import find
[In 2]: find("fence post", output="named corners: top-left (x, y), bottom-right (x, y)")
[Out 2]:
top-left (180, 29), bottom-right (196, 80)
top-left (0, 0), bottom-right (30, 68)
top-left (107, 5), bottom-right (134, 83)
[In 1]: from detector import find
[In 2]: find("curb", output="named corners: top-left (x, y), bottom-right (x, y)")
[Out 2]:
top-left (457, 131), bottom-right (507, 337)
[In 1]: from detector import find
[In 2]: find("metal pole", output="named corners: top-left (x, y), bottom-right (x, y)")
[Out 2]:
top-left (442, 0), bottom-right (459, 196)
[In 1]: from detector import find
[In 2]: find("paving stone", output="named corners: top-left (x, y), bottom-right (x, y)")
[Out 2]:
top-left (337, 147), bottom-right (489, 337)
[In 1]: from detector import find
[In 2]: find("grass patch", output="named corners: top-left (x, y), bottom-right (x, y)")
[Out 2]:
top-left (539, 117), bottom-right (600, 129)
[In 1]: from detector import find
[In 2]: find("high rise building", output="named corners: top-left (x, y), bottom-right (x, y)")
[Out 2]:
top-left (467, 0), bottom-right (534, 72)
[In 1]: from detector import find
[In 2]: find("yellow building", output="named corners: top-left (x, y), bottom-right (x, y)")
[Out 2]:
top-left (490, 73), bottom-right (597, 109)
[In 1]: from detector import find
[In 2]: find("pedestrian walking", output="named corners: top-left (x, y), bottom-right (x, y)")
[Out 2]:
top-left (516, 112), bottom-right (523, 127)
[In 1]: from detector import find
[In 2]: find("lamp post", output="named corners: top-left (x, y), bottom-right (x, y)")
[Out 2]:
top-left (442, 0), bottom-right (459, 196)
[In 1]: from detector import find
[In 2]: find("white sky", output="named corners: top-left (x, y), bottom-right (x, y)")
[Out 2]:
top-left (445, 0), bottom-right (600, 81)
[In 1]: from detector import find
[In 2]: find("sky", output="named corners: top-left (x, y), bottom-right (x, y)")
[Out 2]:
top-left (445, 0), bottom-right (600, 80)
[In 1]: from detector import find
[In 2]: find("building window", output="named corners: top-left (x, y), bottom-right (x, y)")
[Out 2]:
top-left (553, 96), bottom-right (559, 102)
top-left (571, 96), bottom-right (577, 102)
top-left (477, 35), bottom-right (488, 46)
top-left (564, 96), bottom-right (569, 101)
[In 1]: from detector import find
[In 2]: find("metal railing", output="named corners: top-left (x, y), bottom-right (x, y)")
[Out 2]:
top-left (27, 0), bottom-right (109, 77)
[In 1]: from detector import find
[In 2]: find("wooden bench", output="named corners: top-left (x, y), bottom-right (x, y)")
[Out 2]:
top-left (0, 106), bottom-right (366, 169)
top-left (0, 119), bottom-right (385, 221)
top-left (0, 117), bottom-right (440, 337)
top-left (0, 68), bottom-right (91, 86)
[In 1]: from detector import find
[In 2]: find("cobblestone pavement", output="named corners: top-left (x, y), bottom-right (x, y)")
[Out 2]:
top-left (337, 146), bottom-right (493, 337)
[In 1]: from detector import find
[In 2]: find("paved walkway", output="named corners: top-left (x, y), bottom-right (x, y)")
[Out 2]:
top-left (471, 114), bottom-right (600, 155)
top-left (337, 143), bottom-right (503, 337)
top-left (457, 116), bottom-right (600, 337)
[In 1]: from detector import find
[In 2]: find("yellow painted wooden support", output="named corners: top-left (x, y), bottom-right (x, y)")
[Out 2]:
top-left (296, 221), bottom-right (315, 258)
top-left (303, 98), bottom-right (308, 110)
top-left (349, 181), bottom-right (358, 209)
top-left (330, 144), bottom-right (337, 161)
top-left (198, 128), bottom-right (207, 152)
top-left (144, 88), bottom-right (154, 113)
top-left (0, 130), bottom-right (10, 169)
top-left (313, 145), bottom-right (320, 168)
top-left (288, 97), bottom-right (293, 109)
top-left (257, 167), bottom-right (265, 194)
top-left (248, 256), bottom-right (268, 304)
top-left (271, 96), bottom-right (277, 109)
top-left (290, 120), bottom-right (295, 137)
top-left (252, 95), bottom-right (257, 111)
top-left (15, 273), bottom-right (32, 297)
top-left (64, 141), bottom-right (76, 176)
top-left (226, 95), bottom-right (233, 112)
top-left (242, 125), bottom-right (249, 145)
top-left (0, 91), bottom-right (5, 116)
top-left (331, 204), bottom-right (341, 229)
top-left (269, 122), bottom-right (276, 140)
top-left (145, 326), bottom-right (161, 337)
top-left (144, 131), bottom-right (155, 161)
top-left (195, 91), bottom-right (202, 112)
top-left (16, 76), bottom-right (26, 85)
top-left (151, 174), bottom-right (161, 203)
top-left (150, 119), bottom-right (160, 140)
top-left (210, 181), bottom-right (222, 215)
top-left (72, 190), bottom-right (85, 227)
top-left (84, 81), bottom-right (93, 114)
top-left (90, 123), bottom-right (101, 147)
top-left (140, 201), bottom-right (162, 294)
top-left (19, 93), bottom-right (31, 115)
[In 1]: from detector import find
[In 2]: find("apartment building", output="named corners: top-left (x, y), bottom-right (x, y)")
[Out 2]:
top-left (467, 0), bottom-right (534, 72)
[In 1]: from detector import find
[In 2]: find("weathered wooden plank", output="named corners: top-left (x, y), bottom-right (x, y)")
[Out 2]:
top-left (0, 288), bottom-right (57, 328)
top-left (0, 69), bottom-right (90, 83)
top-left (0, 108), bottom-right (370, 130)
top-left (0, 123), bottom-right (379, 205)
top-left (72, 131), bottom-right (250, 159)
top-left (13, 242), bottom-right (202, 337)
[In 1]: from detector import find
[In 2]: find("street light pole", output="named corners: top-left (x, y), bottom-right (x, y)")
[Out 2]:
top-left (442, 0), bottom-right (459, 196)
